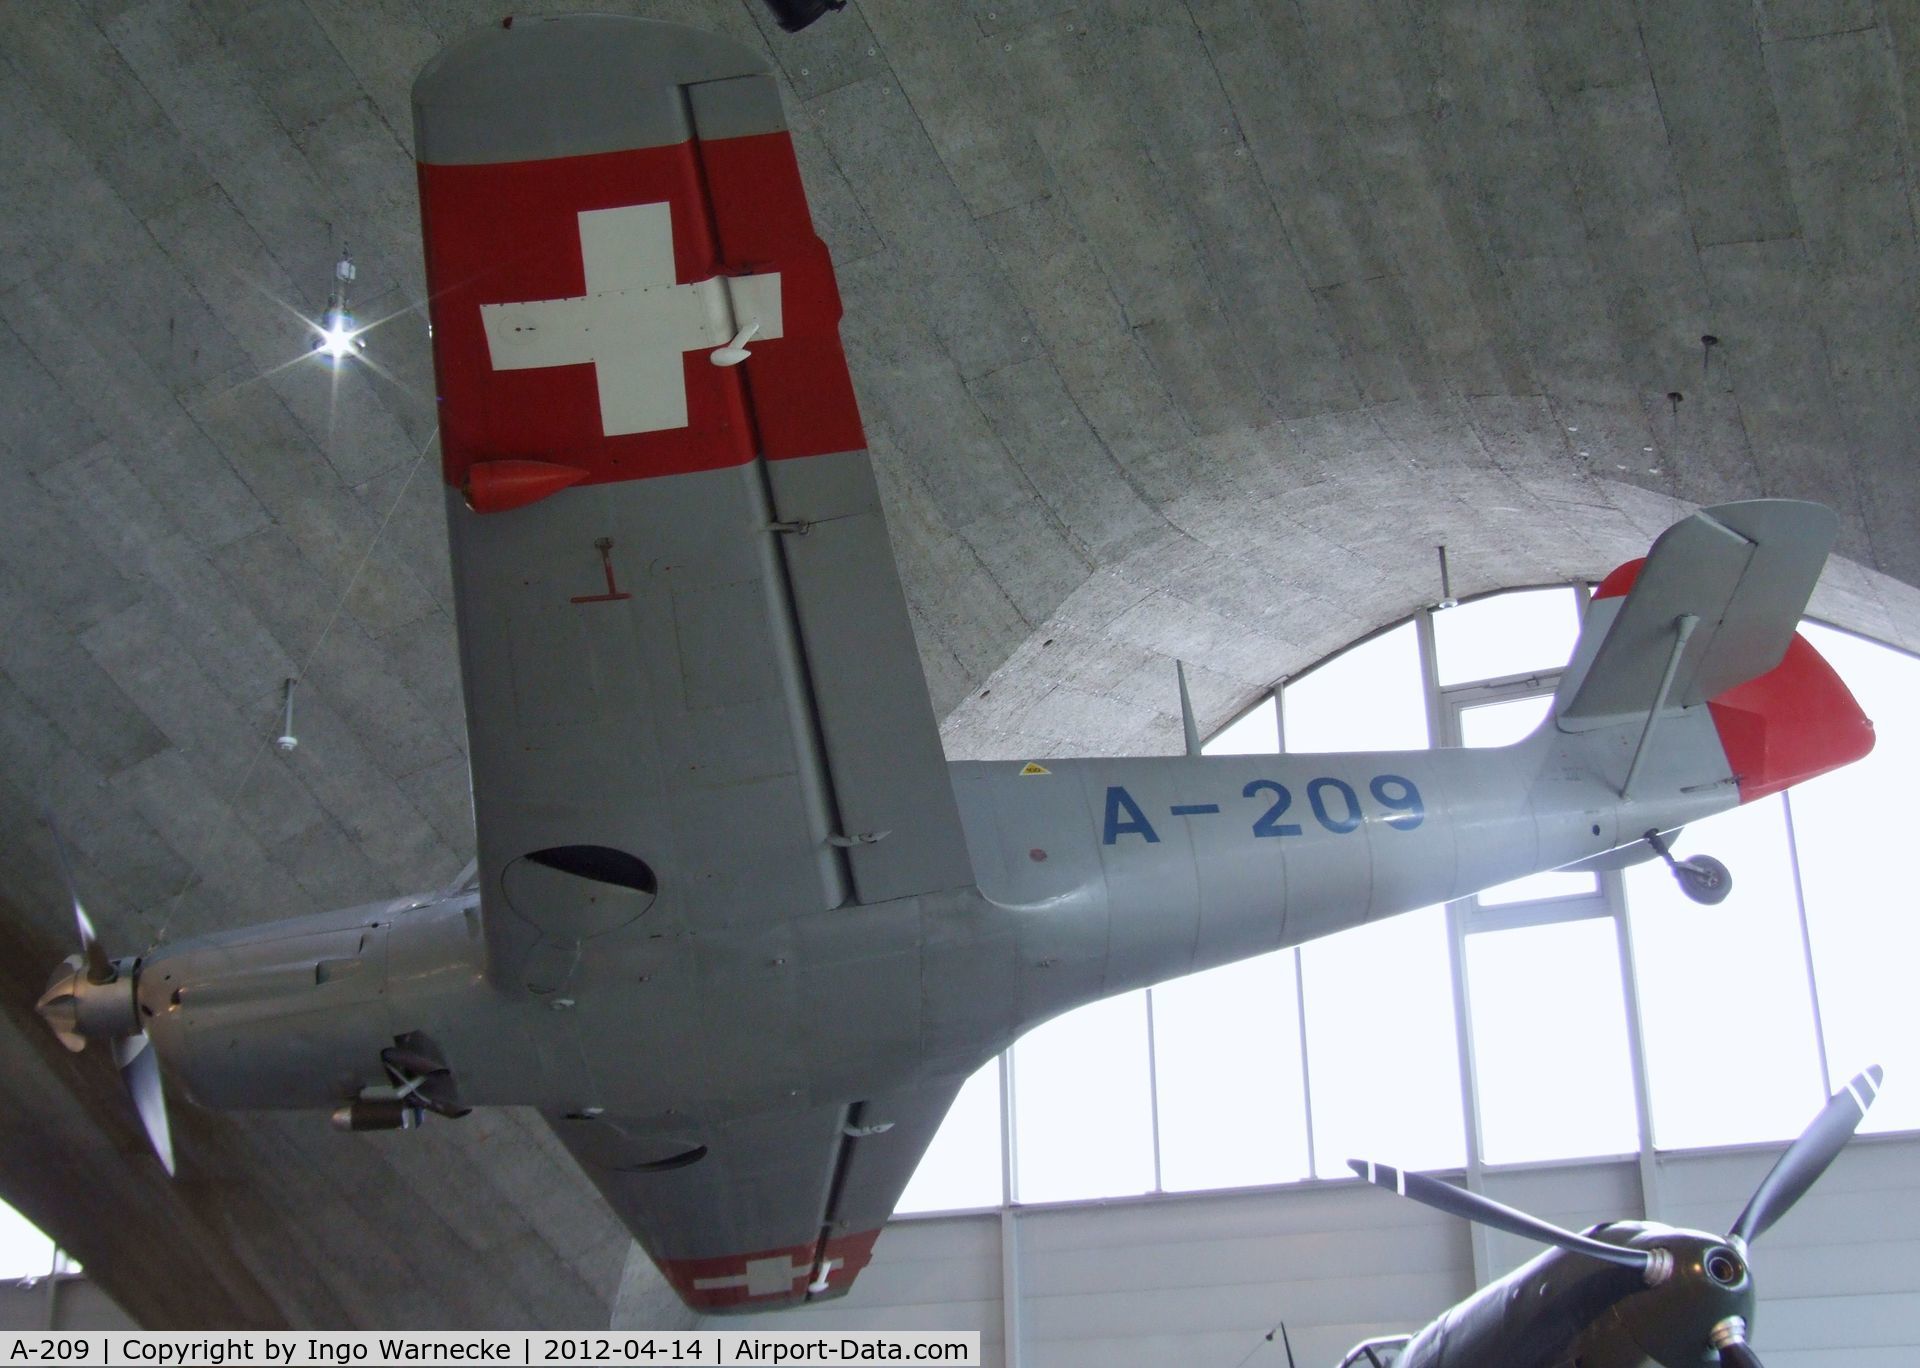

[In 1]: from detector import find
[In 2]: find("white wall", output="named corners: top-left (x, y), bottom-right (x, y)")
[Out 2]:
top-left (21, 1136), bottom-right (1916, 1363)
top-left (710, 1134), bottom-right (1920, 1368)
top-left (0, 1276), bottom-right (134, 1333)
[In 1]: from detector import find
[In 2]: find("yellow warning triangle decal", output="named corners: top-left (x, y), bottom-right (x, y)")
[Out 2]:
top-left (1019, 762), bottom-right (1050, 776)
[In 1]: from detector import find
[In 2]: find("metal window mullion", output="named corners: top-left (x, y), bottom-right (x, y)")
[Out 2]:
top-left (1294, 947), bottom-right (1317, 1180)
top-left (999, 1048), bottom-right (1017, 1206)
top-left (1445, 898), bottom-right (1492, 1286)
top-left (1780, 790), bottom-right (1834, 1099)
top-left (1462, 893), bottom-right (1613, 934)
top-left (997, 1050), bottom-right (1023, 1368)
top-left (1607, 867), bottom-right (1663, 1221)
top-left (1277, 686), bottom-right (1316, 1181)
top-left (998, 1207), bottom-right (1022, 1368)
top-left (1144, 988), bottom-right (1165, 1193)
top-left (1421, 608), bottom-right (1490, 1279)
top-left (1414, 608), bottom-right (1445, 750)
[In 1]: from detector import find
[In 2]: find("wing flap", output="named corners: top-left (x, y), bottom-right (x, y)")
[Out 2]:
top-left (768, 455), bottom-right (975, 903)
top-left (691, 91), bottom-right (972, 905)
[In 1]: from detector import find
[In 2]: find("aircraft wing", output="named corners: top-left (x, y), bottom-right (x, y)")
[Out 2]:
top-left (411, 17), bottom-right (978, 1308)
top-left (546, 1073), bottom-right (967, 1312)
top-left (414, 17), bottom-right (972, 986)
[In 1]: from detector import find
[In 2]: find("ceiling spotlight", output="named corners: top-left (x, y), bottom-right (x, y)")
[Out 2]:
top-left (760, 0), bottom-right (847, 32)
top-left (318, 318), bottom-right (362, 361)
top-left (311, 248), bottom-right (368, 363)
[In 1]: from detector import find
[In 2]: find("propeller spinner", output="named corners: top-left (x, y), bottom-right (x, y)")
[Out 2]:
top-left (32, 814), bottom-right (176, 1176)
top-left (1350, 1065), bottom-right (1883, 1368)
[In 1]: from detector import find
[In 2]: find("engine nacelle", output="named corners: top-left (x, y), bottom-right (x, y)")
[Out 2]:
top-left (139, 894), bottom-right (485, 1112)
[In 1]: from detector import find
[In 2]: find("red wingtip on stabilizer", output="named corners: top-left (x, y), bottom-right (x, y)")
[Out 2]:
top-left (1709, 633), bottom-right (1875, 803)
top-left (464, 459), bottom-right (587, 513)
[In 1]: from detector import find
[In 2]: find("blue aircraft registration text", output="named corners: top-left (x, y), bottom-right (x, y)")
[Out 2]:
top-left (1102, 776), bottom-right (1424, 844)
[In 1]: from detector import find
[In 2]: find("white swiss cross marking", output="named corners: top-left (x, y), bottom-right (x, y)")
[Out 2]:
top-left (691, 1255), bottom-right (831, 1298)
top-left (480, 202), bottom-right (783, 437)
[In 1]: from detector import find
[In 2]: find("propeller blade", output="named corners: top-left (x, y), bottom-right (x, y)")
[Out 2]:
top-left (1349, 1160), bottom-right (1654, 1273)
top-left (44, 809), bottom-right (112, 984)
top-left (1718, 1343), bottom-right (1764, 1368)
top-left (1729, 1065), bottom-right (1882, 1248)
top-left (118, 1036), bottom-right (176, 1176)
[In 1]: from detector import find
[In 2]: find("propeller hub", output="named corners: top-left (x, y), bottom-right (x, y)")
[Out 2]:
top-left (1704, 1246), bottom-right (1746, 1288)
top-left (1612, 1230), bottom-right (1755, 1368)
top-left (36, 955), bottom-right (140, 1052)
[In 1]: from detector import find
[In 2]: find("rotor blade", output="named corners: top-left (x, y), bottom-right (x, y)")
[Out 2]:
top-left (44, 809), bottom-right (111, 984)
top-left (119, 1036), bottom-right (176, 1177)
top-left (1349, 1160), bottom-right (1653, 1272)
top-left (1718, 1341), bottom-right (1764, 1368)
top-left (1729, 1065), bottom-right (1882, 1248)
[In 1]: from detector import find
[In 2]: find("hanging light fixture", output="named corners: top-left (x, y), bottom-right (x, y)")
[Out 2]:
top-left (311, 248), bottom-right (368, 363)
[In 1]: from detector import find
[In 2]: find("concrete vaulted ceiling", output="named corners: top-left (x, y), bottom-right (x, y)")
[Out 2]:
top-left (2, 0), bottom-right (1918, 1331)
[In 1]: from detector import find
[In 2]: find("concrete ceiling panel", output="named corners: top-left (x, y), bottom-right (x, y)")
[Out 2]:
top-left (3, 0), bottom-right (1920, 1330)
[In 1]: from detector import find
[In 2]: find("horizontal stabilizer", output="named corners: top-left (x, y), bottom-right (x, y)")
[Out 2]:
top-left (1557, 500), bottom-right (1838, 731)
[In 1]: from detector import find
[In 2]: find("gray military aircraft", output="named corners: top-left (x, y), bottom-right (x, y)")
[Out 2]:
top-left (1340, 1065), bottom-right (1884, 1368)
top-left (31, 15), bottom-right (1878, 1314)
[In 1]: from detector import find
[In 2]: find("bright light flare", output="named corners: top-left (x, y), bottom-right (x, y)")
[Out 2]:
top-left (314, 310), bottom-right (365, 363)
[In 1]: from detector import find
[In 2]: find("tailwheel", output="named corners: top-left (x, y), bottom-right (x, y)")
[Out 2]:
top-left (1645, 830), bottom-right (1734, 906)
top-left (1674, 855), bottom-right (1732, 905)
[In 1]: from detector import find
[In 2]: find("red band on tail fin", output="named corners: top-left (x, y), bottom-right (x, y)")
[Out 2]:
top-left (1708, 633), bottom-right (1875, 803)
top-left (1593, 558), bottom-right (1645, 600)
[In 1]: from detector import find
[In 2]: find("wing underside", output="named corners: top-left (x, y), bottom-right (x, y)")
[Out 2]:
top-left (546, 1073), bottom-right (967, 1312)
top-left (413, 16), bottom-right (979, 1310)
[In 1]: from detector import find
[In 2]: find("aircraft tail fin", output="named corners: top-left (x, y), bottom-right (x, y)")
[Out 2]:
top-left (1552, 500), bottom-right (1873, 802)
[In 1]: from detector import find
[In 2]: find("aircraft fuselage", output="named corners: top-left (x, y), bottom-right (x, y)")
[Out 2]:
top-left (140, 716), bottom-right (1738, 1128)
top-left (1391, 1223), bottom-right (1756, 1368)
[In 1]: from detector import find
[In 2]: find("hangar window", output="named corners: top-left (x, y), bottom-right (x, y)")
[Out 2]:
top-left (1625, 795), bottom-right (1826, 1149)
top-left (1785, 622), bottom-right (1920, 1135)
top-left (895, 585), bottom-right (1919, 1218)
top-left (1282, 621), bottom-right (1428, 752)
top-left (1152, 949), bottom-right (1310, 1190)
top-left (1431, 585), bottom-right (1581, 686)
top-left (1465, 918), bottom-right (1638, 1164)
top-left (1284, 619), bottom-right (1462, 1176)
top-left (1010, 990), bottom-right (1156, 1202)
top-left (1456, 693), bottom-right (1598, 906)
top-left (896, 1058), bottom-right (1004, 1214)
top-left (1300, 906), bottom-right (1464, 1174)
top-left (1204, 693), bottom-right (1278, 755)
top-left (0, 1199), bottom-right (55, 1281)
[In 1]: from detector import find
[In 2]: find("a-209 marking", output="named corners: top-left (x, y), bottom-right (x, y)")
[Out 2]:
top-left (1103, 775), bottom-right (1425, 845)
